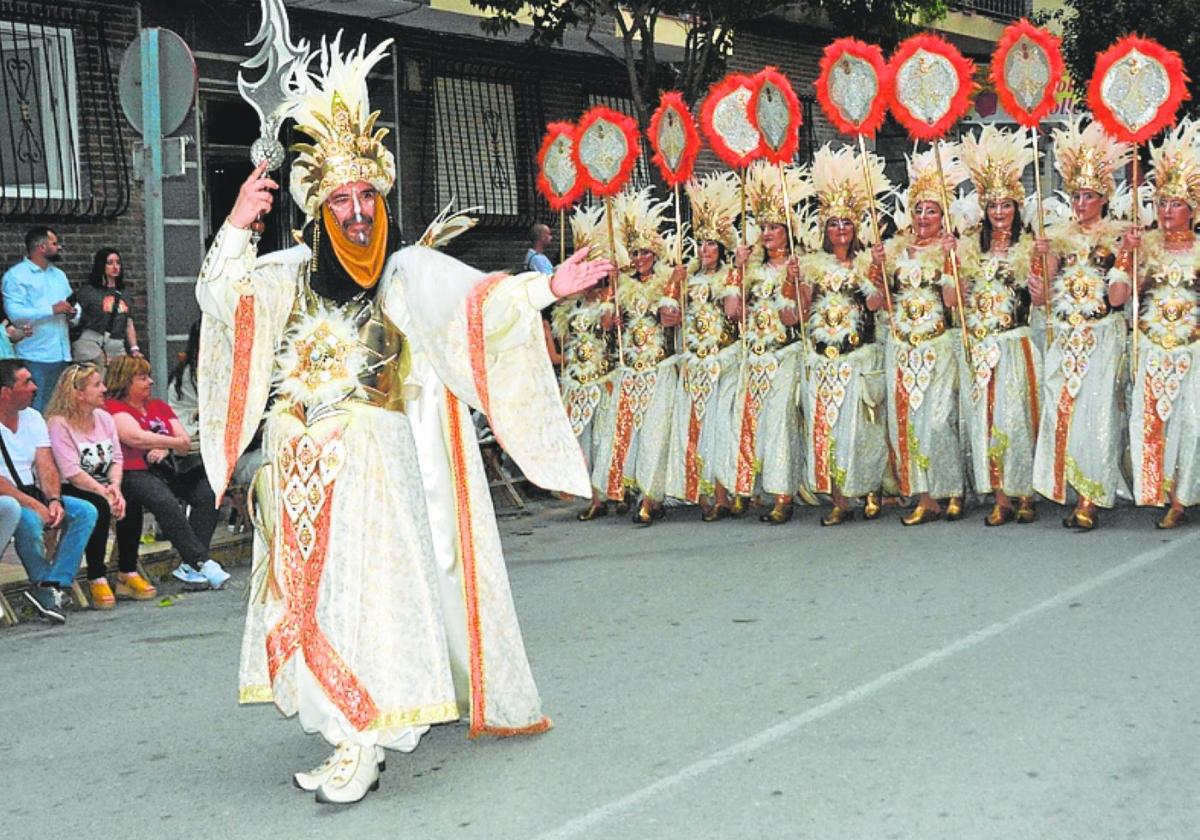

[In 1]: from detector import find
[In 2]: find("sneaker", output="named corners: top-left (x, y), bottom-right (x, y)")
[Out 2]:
top-left (198, 559), bottom-right (231, 590)
top-left (115, 572), bottom-right (158, 601)
top-left (171, 563), bottom-right (211, 590)
top-left (89, 578), bottom-right (116, 610)
top-left (23, 587), bottom-right (65, 624)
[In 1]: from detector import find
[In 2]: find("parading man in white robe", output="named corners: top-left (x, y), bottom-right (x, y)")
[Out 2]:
top-left (195, 34), bottom-right (610, 805)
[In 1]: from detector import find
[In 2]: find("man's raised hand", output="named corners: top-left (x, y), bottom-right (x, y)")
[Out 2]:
top-left (549, 247), bottom-right (615, 299)
top-left (228, 160), bottom-right (279, 230)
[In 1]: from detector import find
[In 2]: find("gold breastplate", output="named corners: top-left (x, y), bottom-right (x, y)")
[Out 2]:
top-left (275, 277), bottom-right (410, 417)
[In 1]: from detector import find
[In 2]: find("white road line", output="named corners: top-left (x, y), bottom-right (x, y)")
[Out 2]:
top-left (531, 530), bottom-right (1200, 840)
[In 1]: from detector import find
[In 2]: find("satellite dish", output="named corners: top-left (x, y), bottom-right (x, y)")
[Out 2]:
top-left (118, 28), bottom-right (198, 136)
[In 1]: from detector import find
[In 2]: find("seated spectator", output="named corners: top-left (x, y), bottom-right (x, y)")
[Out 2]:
top-left (104, 355), bottom-right (229, 590)
top-left (0, 359), bottom-right (98, 624)
top-left (46, 362), bottom-right (156, 609)
top-left (73, 247), bottom-right (142, 371)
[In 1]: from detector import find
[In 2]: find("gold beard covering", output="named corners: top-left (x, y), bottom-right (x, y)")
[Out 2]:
top-left (321, 193), bottom-right (389, 289)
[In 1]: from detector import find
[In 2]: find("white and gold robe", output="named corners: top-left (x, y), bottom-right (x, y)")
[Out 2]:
top-left (197, 223), bottom-right (588, 749)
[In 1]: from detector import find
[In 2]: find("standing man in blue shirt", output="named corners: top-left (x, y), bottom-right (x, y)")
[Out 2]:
top-left (524, 222), bottom-right (555, 274)
top-left (2, 228), bottom-right (80, 411)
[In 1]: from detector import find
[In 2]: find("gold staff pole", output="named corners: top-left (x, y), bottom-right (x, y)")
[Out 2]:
top-left (932, 139), bottom-right (972, 361)
top-left (1130, 148), bottom-right (1142, 374)
top-left (1029, 126), bottom-right (1052, 346)
top-left (739, 167), bottom-right (749, 359)
top-left (857, 133), bottom-right (892, 313)
top-left (559, 208), bottom-right (566, 265)
top-left (605, 195), bottom-right (624, 370)
top-left (778, 161), bottom-right (809, 351)
top-left (675, 182), bottom-right (686, 356)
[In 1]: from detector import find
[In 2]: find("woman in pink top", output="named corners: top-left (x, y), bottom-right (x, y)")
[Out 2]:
top-left (45, 362), bottom-right (153, 609)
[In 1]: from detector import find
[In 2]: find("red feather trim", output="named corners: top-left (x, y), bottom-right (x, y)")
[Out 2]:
top-left (887, 33), bottom-right (976, 141)
top-left (990, 20), bottom-right (1064, 128)
top-left (572, 106), bottom-right (641, 198)
top-left (1088, 35), bottom-right (1191, 145)
top-left (536, 121), bottom-right (581, 211)
top-left (815, 38), bottom-right (890, 138)
top-left (647, 91), bottom-right (701, 187)
top-left (699, 72), bottom-right (762, 170)
top-left (748, 67), bottom-right (802, 164)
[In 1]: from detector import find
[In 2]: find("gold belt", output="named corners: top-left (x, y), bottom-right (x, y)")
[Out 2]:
top-left (902, 323), bottom-right (946, 346)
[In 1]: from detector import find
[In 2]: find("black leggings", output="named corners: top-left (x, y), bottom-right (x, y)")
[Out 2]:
top-left (116, 468), bottom-right (217, 570)
top-left (61, 485), bottom-right (121, 579)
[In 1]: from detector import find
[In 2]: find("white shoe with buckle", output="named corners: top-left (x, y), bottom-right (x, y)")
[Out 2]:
top-left (294, 745), bottom-right (385, 791)
top-left (314, 743), bottom-right (381, 804)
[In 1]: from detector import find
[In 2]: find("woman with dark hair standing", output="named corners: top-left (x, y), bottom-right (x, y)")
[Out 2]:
top-left (73, 248), bottom-right (142, 369)
top-left (955, 126), bottom-right (1042, 526)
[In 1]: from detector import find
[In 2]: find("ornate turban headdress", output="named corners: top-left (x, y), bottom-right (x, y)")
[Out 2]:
top-left (289, 33), bottom-right (397, 219)
top-left (906, 143), bottom-right (968, 208)
top-left (684, 171), bottom-right (741, 251)
top-left (1148, 117), bottom-right (1200, 209)
top-left (811, 143), bottom-right (890, 227)
top-left (959, 125), bottom-right (1033, 205)
top-left (1051, 115), bottom-right (1130, 198)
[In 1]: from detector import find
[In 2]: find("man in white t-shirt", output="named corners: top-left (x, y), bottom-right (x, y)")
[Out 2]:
top-left (0, 359), bottom-right (97, 623)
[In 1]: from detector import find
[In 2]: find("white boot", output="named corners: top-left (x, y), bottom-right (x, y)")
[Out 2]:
top-left (314, 742), bottom-right (381, 804)
top-left (294, 745), bottom-right (386, 791)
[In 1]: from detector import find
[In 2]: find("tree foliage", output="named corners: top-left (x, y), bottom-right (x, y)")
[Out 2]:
top-left (1041, 0), bottom-right (1200, 117)
top-left (469, 1), bottom-right (947, 130)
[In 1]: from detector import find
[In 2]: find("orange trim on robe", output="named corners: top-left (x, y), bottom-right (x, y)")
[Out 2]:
top-left (734, 391), bottom-right (759, 496)
top-left (812, 395), bottom-right (830, 494)
top-left (1051, 385), bottom-right (1075, 503)
top-left (683, 405), bottom-right (702, 502)
top-left (1021, 338), bottom-right (1040, 442)
top-left (606, 379), bottom-right (634, 500)
top-left (465, 272), bottom-right (509, 421)
top-left (223, 294), bottom-right (256, 489)
top-left (1139, 375), bottom-right (1167, 506)
top-left (986, 372), bottom-right (1001, 491)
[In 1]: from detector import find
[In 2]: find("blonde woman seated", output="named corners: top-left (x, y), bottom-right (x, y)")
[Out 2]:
top-left (44, 362), bottom-right (154, 608)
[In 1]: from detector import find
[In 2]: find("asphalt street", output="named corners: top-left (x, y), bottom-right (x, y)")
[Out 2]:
top-left (1, 498), bottom-right (1197, 840)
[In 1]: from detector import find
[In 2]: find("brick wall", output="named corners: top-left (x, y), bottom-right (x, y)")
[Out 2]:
top-left (0, 1), bottom-right (147, 343)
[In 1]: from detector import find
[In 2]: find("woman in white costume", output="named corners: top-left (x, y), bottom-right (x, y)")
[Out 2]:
top-left (664, 172), bottom-right (742, 519)
top-left (725, 161), bottom-right (810, 524)
top-left (955, 126), bottom-right (1042, 526)
top-left (196, 34), bottom-right (609, 804)
top-left (1031, 116), bottom-right (1132, 530)
top-left (796, 144), bottom-right (889, 525)
top-left (869, 147), bottom-right (967, 525)
top-left (590, 188), bottom-right (685, 525)
top-left (553, 205), bottom-right (621, 521)
top-left (1126, 119), bottom-right (1200, 529)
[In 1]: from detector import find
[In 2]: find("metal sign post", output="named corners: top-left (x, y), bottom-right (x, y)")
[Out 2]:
top-left (139, 28), bottom-right (167, 388)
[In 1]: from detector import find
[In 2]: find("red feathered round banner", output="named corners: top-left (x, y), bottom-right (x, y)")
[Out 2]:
top-left (536, 122), bottom-right (582, 211)
top-left (1088, 35), bottom-right (1190, 145)
top-left (699, 72), bottom-right (763, 170)
top-left (572, 106), bottom-right (641, 198)
top-left (888, 33), bottom-right (976, 141)
top-left (748, 66), bottom-right (802, 164)
top-left (647, 91), bottom-right (700, 187)
top-left (991, 20), bottom-right (1064, 129)
top-left (815, 38), bottom-right (890, 138)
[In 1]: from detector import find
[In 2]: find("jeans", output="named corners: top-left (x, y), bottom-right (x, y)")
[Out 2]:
top-left (117, 468), bottom-right (216, 569)
top-left (61, 485), bottom-right (124, 579)
top-left (0, 496), bottom-right (20, 550)
top-left (24, 360), bottom-right (67, 413)
top-left (12, 496), bottom-right (98, 587)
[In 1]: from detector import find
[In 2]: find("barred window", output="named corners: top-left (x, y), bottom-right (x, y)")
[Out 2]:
top-left (426, 61), bottom-right (541, 227)
top-left (0, 1), bottom-right (129, 219)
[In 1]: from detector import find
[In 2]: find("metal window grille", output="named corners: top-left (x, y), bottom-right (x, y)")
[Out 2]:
top-left (950, 0), bottom-right (1030, 20)
top-left (0, 1), bottom-right (129, 219)
top-left (425, 60), bottom-right (542, 228)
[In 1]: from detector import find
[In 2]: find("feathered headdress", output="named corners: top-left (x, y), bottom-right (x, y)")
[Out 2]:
top-left (570, 204), bottom-right (609, 259)
top-left (906, 143), bottom-right (968, 208)
top-left (1148, 117), bottom-right (1200, 209)
top-left (610, 188), bottom-right (671, 266)
top-left (684, 171), bottom-right (741, 250)
top-left (744, 160), bottom-right (811, 234)
top-left (289, 33), bottom-right (396, 219)
top-left (1051, 115), bottom-right (1131, 197)
top-left (959, 125), bottom-right (1034, 205)
top-left (811, 143), bottom-right (890, 228)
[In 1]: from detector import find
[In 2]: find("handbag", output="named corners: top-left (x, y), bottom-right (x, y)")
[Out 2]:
top-left (148, 451), bottom-right (204, 481)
